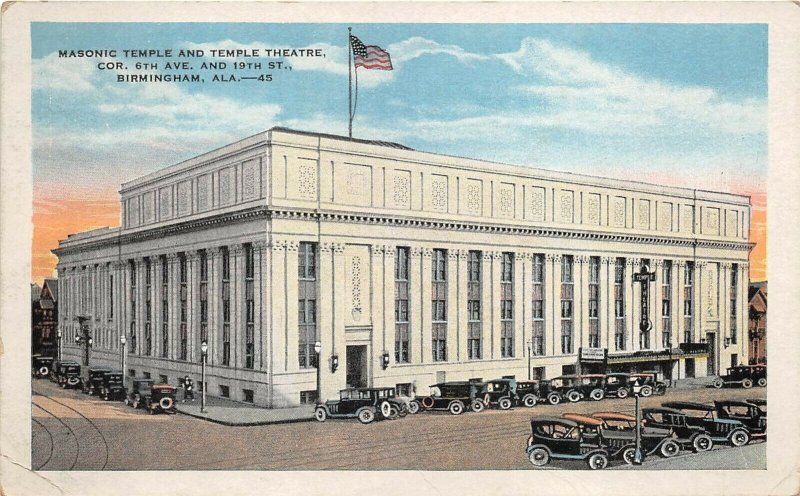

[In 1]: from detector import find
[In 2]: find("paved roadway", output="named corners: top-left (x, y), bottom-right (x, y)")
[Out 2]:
top-left (32, 380), bottom-right (766, 471)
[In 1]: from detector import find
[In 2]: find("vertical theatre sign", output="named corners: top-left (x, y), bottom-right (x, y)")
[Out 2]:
top-left (633, 265), bottom-right (656, 332)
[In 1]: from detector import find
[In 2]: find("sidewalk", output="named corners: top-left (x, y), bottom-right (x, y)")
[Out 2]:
top-left (671, 376), bottom-right (716, 389)
top-left (174, 394), bottom-right (314, 426)
top-left (611, 442), bottom-right (766, 470)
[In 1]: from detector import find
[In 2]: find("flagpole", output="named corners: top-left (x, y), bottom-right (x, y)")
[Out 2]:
top-left (348, 26), bottom-right (353, 138)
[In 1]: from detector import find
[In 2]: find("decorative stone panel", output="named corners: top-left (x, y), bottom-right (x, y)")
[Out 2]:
top-left (142, 191), bottom-right (155, 223)
top-left (335, 163), bottom-right (372, 207)
top-left (177, 181), bottom-right (192, 216)
top-left (430, 174), bottom-right (448, 212)
top-left (219, 167), bottom-right (233, 206)
top-left (464, 178), bottom-right (483, 215)
top-left (558, 190), bottom-right (574, 223)
top-left (387, 169), bottom-right (411, 209)
top-left (197, 174), bottom-right (211, 211)
top-left (703, 262), bottom-right (719, 319)
top-left (637, 199), bottom-right (651, 230)
top-left (681, 205), bottom-right (694, 233)
top-left (658, 202), bottom-right (672, 232)
top-left (345, 245), bottom-right (371, 326)
top-left (128, 197), bottom-right (141, 226)
top-left (726, 210), bottom-right (738, 237)
top-left (158, 187), bottom-right (172, 220)
top-left (529, 186), bottom-right (545, 221)
top-left (584, 193), bottom-right (600, 225)
top-left (612, 196), bottom-right (626, 227)
top-left (498, 182), bottom-right (514, 218)
top-left (703, 207), bottom-right (720, 236)
top-left (297, 160), bottom-right (317, 200)
top-left (242, 158), bottom-right (259, 200)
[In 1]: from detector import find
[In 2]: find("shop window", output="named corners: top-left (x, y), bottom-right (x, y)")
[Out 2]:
top-left (219, 385), bottom-right (230, 398)
top-left (243, 389), bottom-right (255, 403)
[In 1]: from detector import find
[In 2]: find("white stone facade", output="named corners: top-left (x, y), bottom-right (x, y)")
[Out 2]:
top-left (54, 128), bottom-right (752, 408)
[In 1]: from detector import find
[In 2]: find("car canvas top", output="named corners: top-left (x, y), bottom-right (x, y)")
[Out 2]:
top-left (714, 400), bottom-right (760, 408)
top-left (642, 406), bottom-right (686, 416)
top-left (560, 413), bottom-right (604, 426)
top-left (531, 416), bottom-right (579, 427)
top-left (662, 401), bottom-right (714, 411)
top-left (591, 412), bottom-right (636, 422)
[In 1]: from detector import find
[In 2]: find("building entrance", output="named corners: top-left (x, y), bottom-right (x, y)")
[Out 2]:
top-left (346, 345), bottom-right (368, 388)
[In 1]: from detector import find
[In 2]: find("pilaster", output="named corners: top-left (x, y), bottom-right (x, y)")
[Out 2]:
top-left (409, 247), bottom-right (423, 363)
top-left (456, 250), bottom-right (469, 362)
top-left (420, 248), bottom-right (433, 363)
top-left (489, 251), bottom-right (502, 360)
top-left (446, 249), bottom-right (459, 362)
top-left (270, 240), bottom-right (287, 373)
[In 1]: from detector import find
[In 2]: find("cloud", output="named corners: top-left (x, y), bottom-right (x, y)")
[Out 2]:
top-left (32, 52), bottom-right (97, 91)
top-left (388, 37), bottom-right (490, 64)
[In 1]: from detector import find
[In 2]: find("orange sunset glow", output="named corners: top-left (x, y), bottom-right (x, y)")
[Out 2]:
top-left (31, 186), bottom-right (768, 286)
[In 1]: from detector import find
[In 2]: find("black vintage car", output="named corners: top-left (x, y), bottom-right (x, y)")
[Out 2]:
top-left (661, 401), bottom-right (751, 447)
top-left (525, 416), bottom-right (610, 470)
top-left (31, 355), bottom-right (54, 378)
top-left (547, 375), bottom-right (606, 404)
top-left (146, 384), bottom-right (178, 414)
top-left (747, 398), bottom-right (766, 412)
top-left (414, 381), bottom-right (487, 415)
top-left (50, 360), bottom-right (79, 384)
top-left (483, 378), bottom-right (517, 410)
top-left (642, 407), bottom-right (715, 452)
top-left (125, 378), bottom-right (154, 409)
top-left (603, 373), bottom-right (632, 398)
top-left (712, 365), bottom-right (767, 389)
top-left (714, 400), bottom-right (766, 439)
top-left (629, 372), bottom-right (668, 396)
top-left (98, 371), bottom-right (126, 401)
top-left (515, 380), bottom-right (549, 407)
top-left (314, 387), bottom-right (405, 424)
top-left (55, 362), bottom-right (82, 389)
top-left (563, 413), bottom-right (680, 463)
top-left (82, 367), bottom-right (112, 395)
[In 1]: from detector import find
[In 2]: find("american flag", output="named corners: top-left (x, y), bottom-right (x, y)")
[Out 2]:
top-left (350, 35), bottom-right (393, 70)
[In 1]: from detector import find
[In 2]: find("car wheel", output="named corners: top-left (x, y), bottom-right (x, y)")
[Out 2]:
top-left (470, 399), bottom-right (485, 413)
top-left (730, 429), bottom-right (750, 447)
top-left (712, 378), bottom-right (724, 389)
top-left (590, 389), bottom-right (605, 401)
top-left (448, 400), bottom-right (465, 415)
top-left (622, 447), bottom-right (637, 465)
top-left (396, 404), bottom-right (407, 418)
top-left (388, 405), bottom-right (400, 420)
top-left (567, 390), bottom-right (582, 403)
top-left (655, 385), bottom-right (667, 395)
top-left (421, 396), bottom-right (435, 409)
top-left (757, 378), bottom-right (767, 387)
top-left (640, 385), bottom-right (653, 397)
top-left (379, 401), bottom-right (392, 418)
top-left (357, 408), bottom-right (375, 424)
top-left (498, 398), bottom-right (513, 410)
top-left (692, 434), bottom-right (713, 452)
top-left (39, 366), bottom-right (49, 377)
top-left (741, 378), bottom-right (753, 389)
top-left (587, 452), bottom-right (609, 470)
top-left (617, 388), bottom-right (629, 399)
top-left (407, 401), bottom-right (421, 414)
top-left (547, 392), bottom-right (561, 405)
top-left (104, 395), bottom-right (109, 401)
top-left (314, 406), bottom-right (328, 422)
top-left (528, 448), bottom-right (550, 467)
top-left (660, 440), bottom-right (680, 458)
top-left (160, 397), bottom-right (174, 410)
top-left (522, 394), bottom-right (537, 408)
top-left (124, 398), bottom-right (130, 406)
top-left (132, 399), bottom-right (140, 409)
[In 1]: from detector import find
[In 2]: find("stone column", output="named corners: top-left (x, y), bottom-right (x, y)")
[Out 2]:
top-left (382, 246), bottom-right (396, 366)
top-left (627, 258), bottom-right (639, 351)
top-left (409, 247), bottom-right (422, 364)
top-left (521, 253), bottom-right (534, 362)
top-left (284, 241), bottom-right (300, 373)
top-left (446, 250), bottom-right (459, 362)
top-left (456, 250), bottom-right (469, 363)
top-left (318, 242), bottom-right (335, 400)
top-left (370, 245), bottom-right (387, 366)
top-left (652, 259), bottom-right (663, 350)
top-left (513, 252), bottom-right (526, 359)
top-left (331, 242), bottom-right (347, 376)
top-left (739, 263), bottom-right (749, 361)
top-left (230, 245), bottom-right (245, 369)
top-left (420, 248), bottom-right (433, 364)
top-left (207, 248), bottom-right (221, 367)
top-left (550, 254), bottom-right (562, 356)
top-left (270, 241), bottom-right (287, 373)
top-left (253, 241), bottom-right (267, 371)
top-left (480, 251), bottom-right (492, 360)
top-left (544, 253), bottom-right (556, 357)
top-left (675, 260), bottom-right (686, 344)
top-left (576, 255), bottom-right (589, 352)
top-left (489, 251), bottom-right (502, 359)
top-left (695, 261), bottom-right (707, 344)
top-left (169, 254), bottom-right (180, 361)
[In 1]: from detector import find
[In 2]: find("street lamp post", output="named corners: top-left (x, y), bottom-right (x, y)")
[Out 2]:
top-left (120, 334), bottom-right (127, 374)
top-left (201, 340), bottom-right (208, 413)
top-left (56, 329), bottom-right (62, 361)
top-left (632, 379), bottom-right (644, 465)
top-left (74, 315), bottom-right (92, 366)
top-left (314, 341), bottom-right (322, 403)
top-left (527, 340), bottom-right (533, 380)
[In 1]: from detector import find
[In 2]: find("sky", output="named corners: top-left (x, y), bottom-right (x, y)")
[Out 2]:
top-left (31, 23), bottom-right (767, 283)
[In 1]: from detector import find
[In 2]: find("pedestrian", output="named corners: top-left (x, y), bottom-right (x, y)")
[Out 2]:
top-left (182, 375), bottom-right (195, 402)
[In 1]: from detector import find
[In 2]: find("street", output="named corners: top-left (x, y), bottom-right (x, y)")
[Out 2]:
top-left (32, 380), bottom-right (766, 471)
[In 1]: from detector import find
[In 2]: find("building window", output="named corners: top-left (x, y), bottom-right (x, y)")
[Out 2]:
top-left (396, 383), bottom-right (412, 397)
top-left (588, 257), bottom-right (601, 348)
top-left (143, 371), bottom-right (151, 379)
top-left (730, 264), bottom-right (738, 345)
top-left (431, 248), bottom-right (447, 362)
top-left (144, 258), bottom-right (152, 356)
top-left (662, 261), bottom-right (672, 348)
top-left (395, 247), bottom-right (410, 363)
top-left (129, 260), bottom-right (137, 353)
top-left (532, 254), bottom-right (545, 356)
top-left (501, 252), bottom-right (514, 357)
top-left (684, 262), bottom-right (694, 343)
top-left (244, 244), bottom-right (255, 369)
top-left (159, 374), bottom-right (169, 384)
top-left (614, 258), bottom-right (626, 351)
top-left (298, 242), bottom-right (318, 369)
top-left (161, 255), bottom-right (169, 358)
top-left (242, 389), bottom-right (254, 403)
top-left (300, 390), bottom-right (318, 404)
top-left (179, 253), bottom-right (188, 361)
top-left (221, 247), bottom-right (231, 366)
top-left (560, 256), bottom-right (574, 354)
top-left (639, 258), bottom-right (651, 350)
top-left (219, 385), bottom-right (230, 398)
top-left (467, 250), bottom-right (482, 359)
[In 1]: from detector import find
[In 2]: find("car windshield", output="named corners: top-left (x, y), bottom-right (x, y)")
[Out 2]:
top-left (682, 409), bottom-right (711, 419)
top-left (107, 376), bottom-right (122, 384)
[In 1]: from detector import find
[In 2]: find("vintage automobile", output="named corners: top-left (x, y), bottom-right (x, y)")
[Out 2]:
top-left (629, 372), bottom-right (668, 396)
top-left (125, 378), bottom-right (154, 409)
top-left (482, 378), bottom-right (517, 410)
top-left (712, 365), bottom-right (767, 389)
top-left (525, 416), bottom-right (610, 470)
top-left (642, 406), bottom-right (715, 452)
top-left (747, 398), bottom-right (766, 412)
top-left (314, 387), bottom-right (405, 424)
top-left (145, 384), bottom-right (178, 414)
top-left (603, 373), bottom-right (632, 399)
top-left (50, 360), bottom-right (78, 383)
top-left (82, 367), bottom-right (112, 395)
top-left (55, 362), bottom-right (82, 389)
top-left (564, 413), bottom-right (680, 462)
top-left (661, 401), bottom-right (751, 447)
top-left (714, 400), bottom-right (766, 439)
top-left (31, 355), bottom-right (54, 378)
top-left (515, 380), bottom-right (549, 407)
top-left (547, 375), bottom-right (607, 404)
top-left (413, 381), bottom-right (487, 415)
top-left (98, 371), bottom-right (126, 401)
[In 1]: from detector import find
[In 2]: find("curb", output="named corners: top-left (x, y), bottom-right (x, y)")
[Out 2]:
top-left (175, 408), bottom-right (314, 426)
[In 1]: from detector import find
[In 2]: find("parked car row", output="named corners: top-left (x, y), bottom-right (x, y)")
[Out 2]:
top-left (525, 398), bottom-right (767, 470)
top-left (712, 365), bottom-right (767, 389)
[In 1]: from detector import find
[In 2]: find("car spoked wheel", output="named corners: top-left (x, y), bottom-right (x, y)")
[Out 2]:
top-left (741, 378), bottom-right (753, 389)
top-left (407, 401), bottom-right (421, 414)
top-left (730, 429), bottom-right (750, 447)
top-left (470, 399), bottom-right (485, 413)
top-left (448, 400), bottom-right (465, 415)
top-left (421, 396), bottom-right (435, 409)
top-left (396, 404), bottom-right (407, 418)
top-left (692, 434), bottom-right (713, 452)
top-left (622, 447), bottom-right (637, 465)
top-left (757, 377), bottom-right (767, 387)
top-left (528, 448), bottom-right (550, 467)
top-left (712, 378), bottom-right (724, 389)
top-left (39, 366), bottom-right (49, 377)
top-left (357, 408), bottom-right (375, 424)
top-left (547, 392), bottom-right (561, 405)
top-left (388, 405), bottom-right (400, 420)
top-left (160, 397), bottom-right (174, 410)
top-left (522, 394), bottom-right (537, 407)
top-left (587, 453), bottom-right (609, 470)
top-left (617, 388), bottom-right (629, 399)
top-left (660, 440), bottom-right (680, 458)
top-left (380, 401), bottom-right (392, 418)
top-left (498, 398), bottom-right (513, 410)
top-left (589, 389), bottom-right (605, 401)
top-left (640, 385), bottom-right (653, 397)
top-left (566, 390), bottom-right (581, 403)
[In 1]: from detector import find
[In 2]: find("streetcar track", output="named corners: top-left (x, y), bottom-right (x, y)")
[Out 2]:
top-left (31, 401), bottom-right (80, 470)
top-left (31, 416), bottom-right (55, 470)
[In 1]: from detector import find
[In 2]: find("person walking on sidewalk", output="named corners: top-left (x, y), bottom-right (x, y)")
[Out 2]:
top-left (182, 375), bottom-right (195, 402)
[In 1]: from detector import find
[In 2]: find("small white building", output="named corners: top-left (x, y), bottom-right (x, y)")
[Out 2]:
top-left (54, 127), bottom-right (752, 407)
